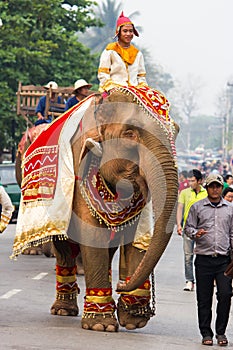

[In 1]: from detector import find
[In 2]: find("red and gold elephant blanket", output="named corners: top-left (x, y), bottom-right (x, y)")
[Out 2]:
top-left (12, 95), bottom-right (95, 258)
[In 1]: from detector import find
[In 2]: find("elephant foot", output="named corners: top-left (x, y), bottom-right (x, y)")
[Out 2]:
top-left (117, 296), bottom-right (151, 330)
top-left (22, 246), bottom-right (42, 255)
top-left (50, 299), bottom-right (79, 316)
top-left (81, 312), bottom-right (119, 332)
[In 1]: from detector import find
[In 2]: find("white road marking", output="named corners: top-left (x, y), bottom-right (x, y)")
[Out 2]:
top-left (32, 272), bottom-right (48, 280)
top-left (0, 289), bottom-right (22, 299)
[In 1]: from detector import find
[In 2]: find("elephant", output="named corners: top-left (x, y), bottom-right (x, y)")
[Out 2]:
top-left (13, 86), bottom-right (179, 332)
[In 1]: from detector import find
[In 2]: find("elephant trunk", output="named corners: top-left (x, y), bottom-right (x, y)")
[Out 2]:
top-left (116, 135), bottom-right (178, 292)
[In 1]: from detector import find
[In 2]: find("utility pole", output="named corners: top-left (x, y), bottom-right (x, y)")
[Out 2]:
top-left (226, 81), bottom-right (233, 160)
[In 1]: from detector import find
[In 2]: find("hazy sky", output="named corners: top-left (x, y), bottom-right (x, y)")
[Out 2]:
top-left (97, 0), bottom-right (232, 115)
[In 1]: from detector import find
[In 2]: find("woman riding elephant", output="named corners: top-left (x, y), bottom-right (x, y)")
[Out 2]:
top-left (98, 11), bottom-right (147, 95)
top-left (12, 85), bottom-right (179, 332)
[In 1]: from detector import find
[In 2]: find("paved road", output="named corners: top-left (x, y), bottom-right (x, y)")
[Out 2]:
top-left (0, 224), bottom-right (232, 350)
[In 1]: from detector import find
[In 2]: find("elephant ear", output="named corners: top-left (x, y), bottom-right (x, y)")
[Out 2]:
top-left (79, 137), bottom-right (102, 165)
top-left (75, 94), bottom-right (104, 165)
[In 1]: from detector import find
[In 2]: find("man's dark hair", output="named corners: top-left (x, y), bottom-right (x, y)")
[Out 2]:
top-left (222, 187), bottom-right (233, 197)
top-left (187, 169), bottom-right (202, 181)
top-left (180, 170), bottom-right (188, 178)
top-left (224, 174), bottom-right (233, 182)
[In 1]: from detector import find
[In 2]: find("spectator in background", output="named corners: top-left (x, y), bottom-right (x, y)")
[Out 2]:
top-left (222, 158), bottom-right (230, 173)
top-left (222, 187), bottom-right (233, 202)
top-left (222, 165), bottom-right (228, 179)
top-left (35, 81), bottom-right (61, 125)
top-left (178, 170), bottom-right (189, 193)
top-left (177, 169), bottom-right (207, 291)
top-left (65, 79), bottom-right (92, 111)
top-left (0, 184), bottom-right (14, 233)
top-left (223, 174), bottom-right (233, 190)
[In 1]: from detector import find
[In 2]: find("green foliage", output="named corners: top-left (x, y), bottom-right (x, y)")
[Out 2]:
top-left (0, 0), bottom-right (101, 160)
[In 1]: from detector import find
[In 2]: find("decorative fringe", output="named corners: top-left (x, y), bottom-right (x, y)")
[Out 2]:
top-left (82, 311), bottom-right (116, 319)
top-left (118, 296), bottom-right (152, 317)
top-left (11, 232), bottom-right (68, 260)
top-left (56, 291), bottom-right (78, 301)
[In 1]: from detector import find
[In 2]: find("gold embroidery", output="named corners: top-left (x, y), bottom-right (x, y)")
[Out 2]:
top-left (98, 67), bottom-right (110, 74)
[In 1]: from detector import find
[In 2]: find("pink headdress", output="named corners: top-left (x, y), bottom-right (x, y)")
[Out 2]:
top-left (114, 11), bottom-right (139, 38)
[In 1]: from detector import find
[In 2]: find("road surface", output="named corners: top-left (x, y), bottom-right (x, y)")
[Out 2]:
top-left (0, 224), bottom-right (232, 349)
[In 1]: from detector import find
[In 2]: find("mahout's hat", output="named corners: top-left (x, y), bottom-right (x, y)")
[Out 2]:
top-left (115, 11), bottom-right (139, 38)
top-left (72, 79), bottom-right (92, 93)
top-left (43, 81), bottom-right (58, 89)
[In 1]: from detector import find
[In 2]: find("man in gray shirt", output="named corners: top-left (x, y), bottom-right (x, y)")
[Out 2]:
top-left (184, 173), bottom-right (233, 346)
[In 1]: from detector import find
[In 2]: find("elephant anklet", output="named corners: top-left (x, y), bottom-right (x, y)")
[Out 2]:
top-left (117, 278), bottom-right (153, 326)
top-left (55, 265), bottom-right (80, 301)
top-left (82, 287), bottom-right (118, 331)
top-left (82, 287), bottom-right (116, 319)
top-left (51, 265), bottom-right (79, 316)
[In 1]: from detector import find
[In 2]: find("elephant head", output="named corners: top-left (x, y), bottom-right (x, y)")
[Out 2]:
top-left (73, 88), bottom-right (179, 292)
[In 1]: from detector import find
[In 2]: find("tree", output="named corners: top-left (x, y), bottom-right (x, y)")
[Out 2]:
top-left (141, 48), bottom-right (174, 94)
top-left (169, 75), bottom-right (203, 151)
top-left (0, 0), bottom-right (101, 160)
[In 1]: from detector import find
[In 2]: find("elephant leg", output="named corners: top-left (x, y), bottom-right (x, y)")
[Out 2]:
top-left (76, 252), bottom-right (84, 275)
top-left (50, 240), bottom-right (79, 316)
top-left (80, 244), bottom-right (118, 332)
top-left (117, 244), bottom-right (152, 329)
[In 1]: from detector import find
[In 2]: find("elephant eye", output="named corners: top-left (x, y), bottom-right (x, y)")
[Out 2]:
top-left (122, 130), bottom-right (136, 139)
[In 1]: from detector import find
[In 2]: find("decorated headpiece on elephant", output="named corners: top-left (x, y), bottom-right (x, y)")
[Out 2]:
top-left (12, 85), bottom-right (179, 332)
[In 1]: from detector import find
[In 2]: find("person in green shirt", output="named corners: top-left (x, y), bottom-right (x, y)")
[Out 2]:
top-left (223, 174), bottom-right (233, 190)
top-left (176, 169), bottom-right (207, 291)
